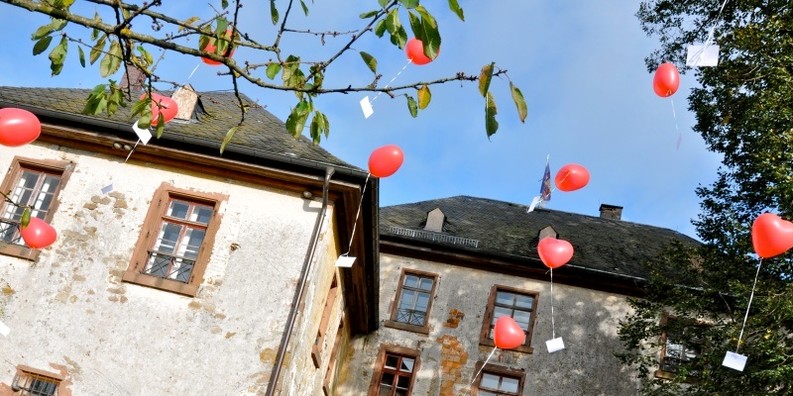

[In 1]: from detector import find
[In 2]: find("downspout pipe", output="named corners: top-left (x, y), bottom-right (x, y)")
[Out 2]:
top-left (267, 166), bottom-right (335, 396)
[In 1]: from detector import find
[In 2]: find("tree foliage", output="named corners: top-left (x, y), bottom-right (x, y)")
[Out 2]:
top-left (0, 0), bottom-right (528, 145)
top-left (618, 1), bottom-right (793, 394)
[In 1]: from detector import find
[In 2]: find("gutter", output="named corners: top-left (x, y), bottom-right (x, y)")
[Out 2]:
top-left (266, 166), bottom-right (334, 396)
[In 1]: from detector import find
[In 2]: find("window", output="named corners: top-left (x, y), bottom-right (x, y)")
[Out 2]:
top-left (368, 345), bottom-right (420, 396)
top-left (123, 183), bottom-right (226, 297)
top-left (11, 365), bottom-right (66, 396)
top-left (472, 363), bottom-right (524, 396)
top-left (384, 269), bottom-right (438, 334)
top-left (656, 316), bottom-right (704, 379)
top-left (312, 275), bottom-right (339, 368)
top-left (0, 157), bottom-right (73, 260)
top-left (480, 285), bottom-right (539, 353)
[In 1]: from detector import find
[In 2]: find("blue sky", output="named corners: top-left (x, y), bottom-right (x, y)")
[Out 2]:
top-left (0, 1), bottom-right (722, 239)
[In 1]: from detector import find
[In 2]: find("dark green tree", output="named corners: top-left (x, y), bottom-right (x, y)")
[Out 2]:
top-left (617, 1), bottom-right (793, 394)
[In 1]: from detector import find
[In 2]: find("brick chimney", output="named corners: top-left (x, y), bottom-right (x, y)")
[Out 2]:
top-left (599, 204), bottom-right (623, 220)
top-left (120, 63), bottom-right (146, 93)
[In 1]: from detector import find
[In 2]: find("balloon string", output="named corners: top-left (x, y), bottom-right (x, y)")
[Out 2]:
top-left (124, 139), bottom-right (141, 163)
top-left (736, 258), bottom-right (763, 352)
top-left (550, 267), bottom-right (556, 339)
top-left (371, 60), bottom-right (411, 103)
top-left (470, 346), bottom-right (497, 386)
top-left (670, 98), bottom-right (682, 150)
top-left (187, 62), bottom-right (201, 81)
top-left (343, 172), bottom-right (371, 256)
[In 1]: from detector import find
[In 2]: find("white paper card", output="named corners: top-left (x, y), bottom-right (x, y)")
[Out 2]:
top-left (722, 351), bottom-right (747, 371)
top-left (546, 337), bottom-right (565, 353)
top-left (0, 320), bottom-right (9, 337)
top-left (132, 121), bottom-right (153, 145)
top-left (335, 255), bottom-right (356, 268)
top-left (527, 196), bottom-right (542, 213)
top-left (686, 44), bottom-right (720, 67)
top-left (101, 184), bottom-right (113, 194)
top-left (360, 96), bottom-right (374, 119)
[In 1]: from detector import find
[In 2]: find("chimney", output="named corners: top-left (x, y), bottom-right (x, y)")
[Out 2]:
top-left (424, 208), bottom-right (445, 232)
top-left (171, 84), bottom-right (199, 120)
top-left (120, 63), bottom-right (146, 93)
top-left (599, 204), bottom-right (623, 220)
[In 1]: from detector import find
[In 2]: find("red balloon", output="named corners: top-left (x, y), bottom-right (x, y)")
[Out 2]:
top-left (752, 213), bottom-right (793, 259)
top-left (150, 93), bottom-right (178, 124)
top-left (368, 145), bottom-right (404, 178)
top-left (537, 237), bottom-right (574, 269)
top-left (201, 29), bottom-right (235, 65)
top-left (406, 38), bottom-right (436, 65)
top-left (493, 316), bottom-right (526, 349)
top-left (554, 163), bottom-right (590, 192)
top-left (21, 217), bottom-right (57, 249)
top-left (0, 108), bottom-right (41, 147)
top-left (653, 62), bottom-right (680, 97)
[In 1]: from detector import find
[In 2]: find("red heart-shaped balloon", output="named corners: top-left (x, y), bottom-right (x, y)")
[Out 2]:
top-left (752, 213), bottom-right (793, 259)
top-left (493, 315), bottom-right (526, 350)
top-left (21, 217), bottom-right (57, 249)
top-left (554, 163), bottom-right (590, 192)
top-left (537, 237), bottom-right (574, 269)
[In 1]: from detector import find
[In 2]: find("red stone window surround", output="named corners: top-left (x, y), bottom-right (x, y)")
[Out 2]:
top-left (479, 285), bottom-right (539, 354)
top-left (122, 183), bottom-right (226, 297)
top-left (384, 269), bottom-right (439, 335)
top-left (368, 345), bottom-right (421, 396)
top-left (472, 361), bottom-right (525, 396)
top-left (8, 364), bottom-right (71, 396)
top-left (0, 157), bottom-right (74, 261)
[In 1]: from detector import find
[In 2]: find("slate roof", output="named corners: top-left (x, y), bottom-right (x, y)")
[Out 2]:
top-left (0, 86), bottom-right (353, 168)
top-left (380, 196), bottom-right (699, 280)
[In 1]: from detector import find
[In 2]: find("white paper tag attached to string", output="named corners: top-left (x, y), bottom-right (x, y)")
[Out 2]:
top-left (546, 337), bottom-right (565, 353)
top-left (722, 351), bottom-right (747, 371)
top-left (101, 184), bottom-right (114, 194)
top-left (360, 96), bottom-right (374, 119)
top-left (0, 319), bottom-right (10, 337)
top-left (686, 44), bottom-right (720, 67)
top-left (335, 255), bottom-right (356, 268)
top-left (132, 121), bottom-right (153, 145)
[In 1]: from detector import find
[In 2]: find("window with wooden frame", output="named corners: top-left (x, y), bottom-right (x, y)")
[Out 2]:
top-left (479, 285), bottom-right (539, 353)
top-left (656, 315), bottom-right (705, 379)
top-left (384, 269), bottom-right (438, 334)
top-left (312, 274), bottom-right (339, 368)
top-left (11, 365), bottom-right (68, 396)
top-left (472, 362), bottom-right (524, 396)
top-left (368, 345), bottom-right (420, 396)
top-left (322, 317), bottom-right (345, 396)
top-left (0, 157), bottom-right (73, 260)
top-left (123, 183), bottom-right (226, 297)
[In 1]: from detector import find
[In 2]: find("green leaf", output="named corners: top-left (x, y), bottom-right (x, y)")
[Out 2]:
top-left (90, 35), bottom-right (106, 65)
top-left (509, 82), bottom-right (528, 123)
top-left (20, 208), bottom-right (30, 228)
top-left (359, 51), bottom-right (377, 74)
top-left (221, 0), bottom-right (229, 9)
top-left (270, 0), bottom-right (279, 25)
top-left (265, 62), bottom-right (281, 79)
top-left (51, 18), bottom-right (68, 32)
top-left (378, 0), bottom-right (389, 8)
top-left (99, 40), bottom-right (122, 77)
top-left (154, 114), bottom-right (165, 138)
top-left (417, 84), bottom-right (431, 109)
top-left (32, 36), bottom-right (53, 56)
top-left (48, 35), bottom-right (68, 76)
top-left (31, 24), bottom-right (55, 40)
top-left (179, 16), bottom-right (200, 32)
top-left (91, 12), bottom-right (101, 40)
top-left (83, 84), bottom-right (107, 115)
top-left (285, 100), bottom-right (312, 138)
top-left (137, 45), bottom-right (153, 67)
top-left (137, 111), bottom-right (152, 129)
top-left (220, 126), bottom-right (238, 154)
top-left (308, 111), bottom-right (330, 144)
top-left (129, 96), bottom-right (149, 118)
top-left (485, 92), bottom-right (498, 138)
top-left (478, 62), bottom-right (495, 97)
top-left (77, 45), bottom-right (86, 67)
top-left (360, 10), bottom-right (379, 19)
top-left (412, 6), bottom-right (440, 59)
top-left (447, 0), bottom-right (464, 21)
top-left (374, 20), bottom-right (387, 37)
top-left (406, 95), bottom-right (418, 117)
top-left (299, 0), bottom-right (309, 15)
top-left (398, 0), bottom-right (419, 8)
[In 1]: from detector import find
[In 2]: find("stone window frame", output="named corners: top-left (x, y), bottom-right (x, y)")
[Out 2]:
top-left (312, 274), bottom-right (339, 368)
top-left (479, 284), bottom-right (539, 354)
top-left (655, 313), bottom-right (706, 380)
top-left (10, 365), bottom-right (71, 396)
top-left (122, 183), bottom-right (226, 297)
top-left (384, 268), bottom-right (439, 335)
top-left (0, 157), bottom-right (74, 261)
top-left (471, 361), bottom-right (525, 396)
top-left (367, 344), bottom-right (421, 396)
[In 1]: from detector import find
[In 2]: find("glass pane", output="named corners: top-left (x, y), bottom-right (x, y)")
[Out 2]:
top-left (480, 373), bottom-right (499, 390)
top-left (173, 258), bottom-right (194, 282)
top-left (401, 357), bottom-right (414, 372)
top-left (42, 175), bottom-right (61, 194)
top-left (385, 355), bottom-right (399, 369)
top-left (380, 372), bottom-right (395, 385)
top-left (397, 375), bottom-right (411, 388)
top-left (399, 290), bottom-right (416, 309)
top-left (415, 292), bottom-right (429, 311)
top-left (182, 228), bottom-right (206, 259)
top-left (395, 389), bottom-right (408, 396)
top-left (500, 377), bottom-right (519, 393)
top-left (154, 222), bottom-right (182, 254)
top-left (193, 205), bottom-right (213, 224)
top-left (479, 391), bottom-right (497, 396)
top-left (418, 277), bottom-right (433, 291)
top-left (492, 307), bottom-right (512, 324)
top-left (496, 291), bottom-right (514, 306)
top-left (379, 384), bottom-right (393, 394)
top-left (513, 310), bottom-right (531, 329)
top-left (168, 200), bottom-right (190, 219)
top-left (514, 294), bottom-right (533, 309)
top-left (403, 275), bottom-right (418, 288)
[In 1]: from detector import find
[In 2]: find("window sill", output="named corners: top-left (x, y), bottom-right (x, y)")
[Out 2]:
top-left (479, 338), bottom-right (534, 354)
top-left (0, 243), bottom-right (41, 261)
top-left (384, 320), bottom-right (430, 335)
top-left (122, 271), bottom-right (199, 297)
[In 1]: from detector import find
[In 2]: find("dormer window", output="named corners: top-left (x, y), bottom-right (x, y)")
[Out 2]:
top-left (538, 225), bottom-right (557, 240)
top-left (423, 208), bottom-right (444, 233)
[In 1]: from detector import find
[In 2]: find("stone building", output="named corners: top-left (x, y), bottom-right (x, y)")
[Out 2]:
top-left (0, 86), bottom-right (378, 395)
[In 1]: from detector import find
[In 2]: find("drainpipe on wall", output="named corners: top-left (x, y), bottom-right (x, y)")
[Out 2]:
top-left (266, 166), bottom-right (335, 396)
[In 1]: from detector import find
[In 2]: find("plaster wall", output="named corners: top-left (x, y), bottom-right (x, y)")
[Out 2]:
top-left (0, 141), bottom-right (338, 395)
top-left (339, 253), bottom-right (641, 396)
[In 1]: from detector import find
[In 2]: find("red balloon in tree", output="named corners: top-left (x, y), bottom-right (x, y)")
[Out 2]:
top-left (751, 213), bottom-right (793, 259)
top-left (0, 108), bottom-right (41, 147)
top-left (554, 163), bottom-right (590, 192)
top-left (201, 29), bottom-right (236, 66)
top-left (493, 315), bottom-right (526, 349)
top-left (150, 93), bottom-right (179, 124)
top-left (368, 145), bottom-right (404, 178)
top-left (537, 237), bottom-right (574, 269)
top-left (406, 38), bottom-right (436, 65)
top-left (21, 217), bottom-right (57, 249)
top-left (653, 62), bottom-right (680, 97)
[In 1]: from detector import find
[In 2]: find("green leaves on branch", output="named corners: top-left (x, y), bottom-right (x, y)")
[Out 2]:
top-left (220, 126), bottom-right (238, 155)
top-left (447, 0), bottom-right (464, 21)
top-left (99, 41), bottom-right (122, 78)
top-left (417, 84), bottom-right (431, 109)
top-left (286, 100), bottom-right (312, 138)
top-left (360, 51), bottom-right (377, 74)
top-left (510, 82), bottom-right (527, 123)
top-left (20, 207), bottom-right (31, 228)
top-left (270, 0), bottom-right (279, 25)
top-left (407, 6), bottom-right (440, 60)
top-left (406, 95), bottom-right (418, 117)
top-left (309, 111), bottom-right (329, 145)
top-left (30, 17), bottom-right (69, 76)
top-left (485, 92), bottom-right (498, 138)
top-left (83, 82), bottom-right (125, 118)
top-left (48, 36), bottom-right (68, 76)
